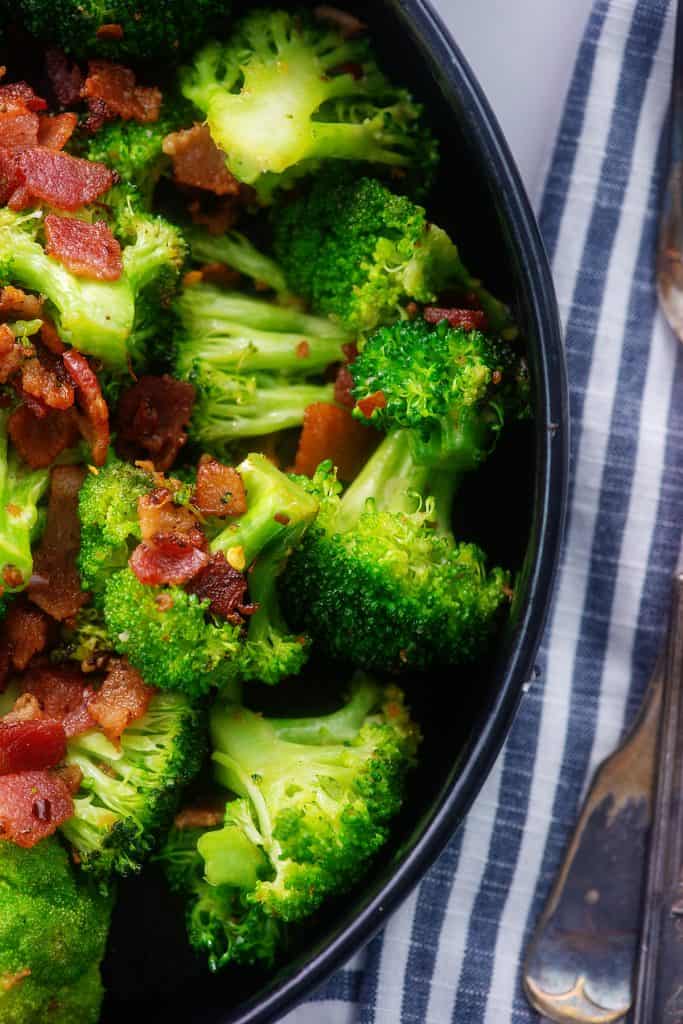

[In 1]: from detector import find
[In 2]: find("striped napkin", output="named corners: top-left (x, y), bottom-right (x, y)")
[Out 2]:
top-left (284, 1), bottom-right (682, 1020)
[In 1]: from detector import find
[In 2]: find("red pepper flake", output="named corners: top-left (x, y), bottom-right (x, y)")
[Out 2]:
top-left (296, 340), bottom-right (311, 359)
top-left (356, 390), bottom-right (387, 419)
top-left (423, 306), bottom-right (489, 332)
top-left (96, 23), bottom-right (125, 40)
top-left (274, 512), bottom-right (291, 526)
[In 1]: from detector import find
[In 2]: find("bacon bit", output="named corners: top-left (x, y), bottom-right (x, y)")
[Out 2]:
top-left (198, 262), bottom-right (242, 289)
top-left (0, 111), bottom-right (39, 148)
top-left (355, 390), bottom-right (387, 420)
top-left (63, 349), bottom-right (110, 466)
top-left (7, 406), bottom-right (79, 469)
top-left (163, 124), bottom-right (239, 195)
top-left (2, 566), bottom-right (23, 589)
top-left (193, 456), bottom-right (247, 518)
top-left (0, 286), bottom-right (42, 322)
top-left (186, 553), bottom-right (253, 622)
top-left (182, 269), bottom-right (203, 288)
top-left (82, 97), bottom-right (110, 134)
top-left (21, 663), bottom-right (96, 738)
top-left (116, 375), bottom-right (195, 471)
top-left (28, 466), bottom-right (90, 622)
top-left (1, 601), bottom-right (51, 670)
top-left (0, 82), bottom-right (47, 114)
top-left (0, 720), bottom-right (66, 775)
top-left (174, 795), bottom-right (226, 830)
top-left (296, 340), bottom-right (311, 359)
top-left (21, 353), bottom-right (75, 412)
top-left (54, 763), bottom-right (83, 794)
top-left (155, 592), bottom-right (174, 612)
top-left (82, 60), bottom-right (162, 124)
top-left (3, 694), bottom-right (42, 723)
top-left (334, 363), bottom-right (355, 409)
top-left (130, 533), bottom-right (209, 587)
top-left (187, 195), bottom-right (243, 236)
top-left (423, 306), bottom-right (489, 332)
top-left (274, 512), bottom-right (291, 526)
top-left (0, 325), bottom-right (27, 384)
top-left (37, 112), bottom-right (79, 151)
top-left (45, 215), bottom-right (123, 281)
top-left (294, 402), bottom-right (378, 482)
top-left (0, 148), bottom-right (114, 211)
top-left (137, 488), bottom-right (196, 541)
top-left (96, 22), bottom-right (125, 40)
top-left (314, 5), bottom-right (367, 37)
top-left (39, 319), bottom-right (65, 355)
top-left (88, 657), bottom-right (153, 743)
top-left (0, 770), bottom-right (73, 847)
top-left (45, 49), bottom-right (83, 109)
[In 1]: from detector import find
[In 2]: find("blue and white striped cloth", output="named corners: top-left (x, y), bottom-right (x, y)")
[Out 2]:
top-left (285, 1), bottom-right (683, 1020)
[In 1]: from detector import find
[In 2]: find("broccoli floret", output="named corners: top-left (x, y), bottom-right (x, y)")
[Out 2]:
top-left (52, 606), bottom-right (112, 672)
top-left (159, 825), bottom-right (281, 970)
top-left (185, 227), bottom-right (290, 297)
top-left (20, 0), bottom-right (231, 60)
top-left (180, 9), bottom-right (436, 202)
top-left (273, 169), bottom-right (516, 335)
top-left (174, 283), bottom-right (350, 448)
top-left (77, 457), bottom-right (154, 597)
top-left (281, 427), bottom-right (511, 672)
top-left (0, 837), bottom-right (112, 1023)
top-left (352, 318), bottom-right (530, 470)
top-left (60, 689), bottom-right (205, 880)
top-left (0, 409), bottom-right (49, 596)
top-left (0, 202), bottom-right (186, 372)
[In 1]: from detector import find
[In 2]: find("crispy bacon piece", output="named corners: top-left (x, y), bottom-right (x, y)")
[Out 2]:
top-left (0, 82), bottom-right (47, 114)
top-left (0, 286), bottom-right (42, 321)
top-left (194, 456), bottom-right (247, 518)
top-left (137, 488), bottom-right (197, 542)
top-left (28, 466), bottom-right (89, 622)
top-left (130, 533), bottom-right (209, 587)
top-left (0, 111), bottom-right (39, 149)
top-left (88, 658), bottom-right (153, 743)
top-left (1, 601), bottom-right (51, 671)
top-left (7, 406), bottom-right (79, 469)
top-left (0, 148), bottom-right (115, 211)
top-left (39, 319), bottom-right (65, 355)
top-left (116, 375), bottom-right (195, 471)
top-left (423, 306), bottom-right (489, 332)
top-left (82, 60), bottom-right (162, 124)
top-left (45, 48), bottom-right (83, 109)
top-left (0, 720), bottom-right (66, 774)
top-left (82, 98), bottom-right (110, 134)
top-left (162, 124), bottom-right (239, 195)
top-left (21, 663), bottom-right (96, 738)
top-left (63, 349), bottom-right (110, 466)
top-left (21, 352), bottom-right (75, 411)
top-left (0, 770), bottom-right (73, 847)
top-left (37, 112), bottom-right (79, 151)
top-left (294, 402), bottom-right (378, 482)
top-left (45, 214), bottom-right (122, 281)
top-left (3, 694), bottom-right (42, 723)
top-left (186, 553), bottom-right (253, 622)
top-left (0, 325), bottom-right (27, 384)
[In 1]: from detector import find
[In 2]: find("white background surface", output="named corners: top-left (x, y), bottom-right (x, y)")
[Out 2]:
top-left (433, 0), bottom-right (595, 206)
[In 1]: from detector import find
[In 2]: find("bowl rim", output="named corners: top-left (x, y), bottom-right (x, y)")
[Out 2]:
top-left (221, 2), bottom-right (568, 1021)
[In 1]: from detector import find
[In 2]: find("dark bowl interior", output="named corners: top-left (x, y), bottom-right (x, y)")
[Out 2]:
top-left (47, 1), bottom-right (567, 1021)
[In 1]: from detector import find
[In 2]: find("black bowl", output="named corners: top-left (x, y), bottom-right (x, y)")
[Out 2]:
top-left (100, 2), bottom-right (568, 1021)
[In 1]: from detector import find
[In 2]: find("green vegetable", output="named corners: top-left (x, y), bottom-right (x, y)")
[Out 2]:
top-left (273, 169), bottom-right (516, 335)
top-left (174, 283), bottom-right (351, 448)
top-left (185, 227), bottom-right (289, 297)
top-left (0, 409), bottom-right (49, 595)
top-left (19, 0), bottom-right (232, 60)
top-left (159, 674), bottom-right (419, 968)
top-left (0, 837), bottom-right (111, 1023)
top-left (180, 9), bottom-right (436, 202)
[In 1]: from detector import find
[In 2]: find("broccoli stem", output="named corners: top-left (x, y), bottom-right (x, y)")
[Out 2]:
top-left (196, 378), bottom-right (336, 441)
top-left (186, 228), bottom-right (289, 296)
top-left (270, 673), bottom-right (380, 745)
top-left (0, 412), bottom-right (50, 590)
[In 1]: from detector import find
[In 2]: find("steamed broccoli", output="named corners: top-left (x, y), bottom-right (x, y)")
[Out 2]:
top-left (0, 409), bottom-right (49, 596)
top-left (160, 674), bottom-right (419, 968)
top-left (280, 432), bottom-right (510, 672)
top-left (60, 689), bottom-right (205, 879)
top-left (174, 283), bottom-right (351, 448)
top-left (273, 169), bottom-right (516, 335)
top-left (0, 201), bottom-right (186, 372)
top-left (180, 9), bottom-right (436, 202)
top-left (185, 227), bottom-right (290, 297)
top-left (351, 318), bottom-right (530, 469)
top-left (20, 0), bottom-right (231, 60)
top-left (0, 837), bottom-right (112, 1023)
top-left (100, 454), bottom-right (319, 693)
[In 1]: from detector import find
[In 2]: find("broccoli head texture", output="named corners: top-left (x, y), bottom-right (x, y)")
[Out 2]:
top-left (0, 409), bottom-right (49, 596)
top-left (0, 837), bottom-right (111, 1024)
top-left (61, 689), bottom-right (205, 879)
top-left (280, 430), bottom-right (511, 672)
top-left (180, 9), bottom-right (436, 201)
top-left (21, 0), bottom-right (232, 60)
top-left (272, 169), bottom-right (515, 335)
